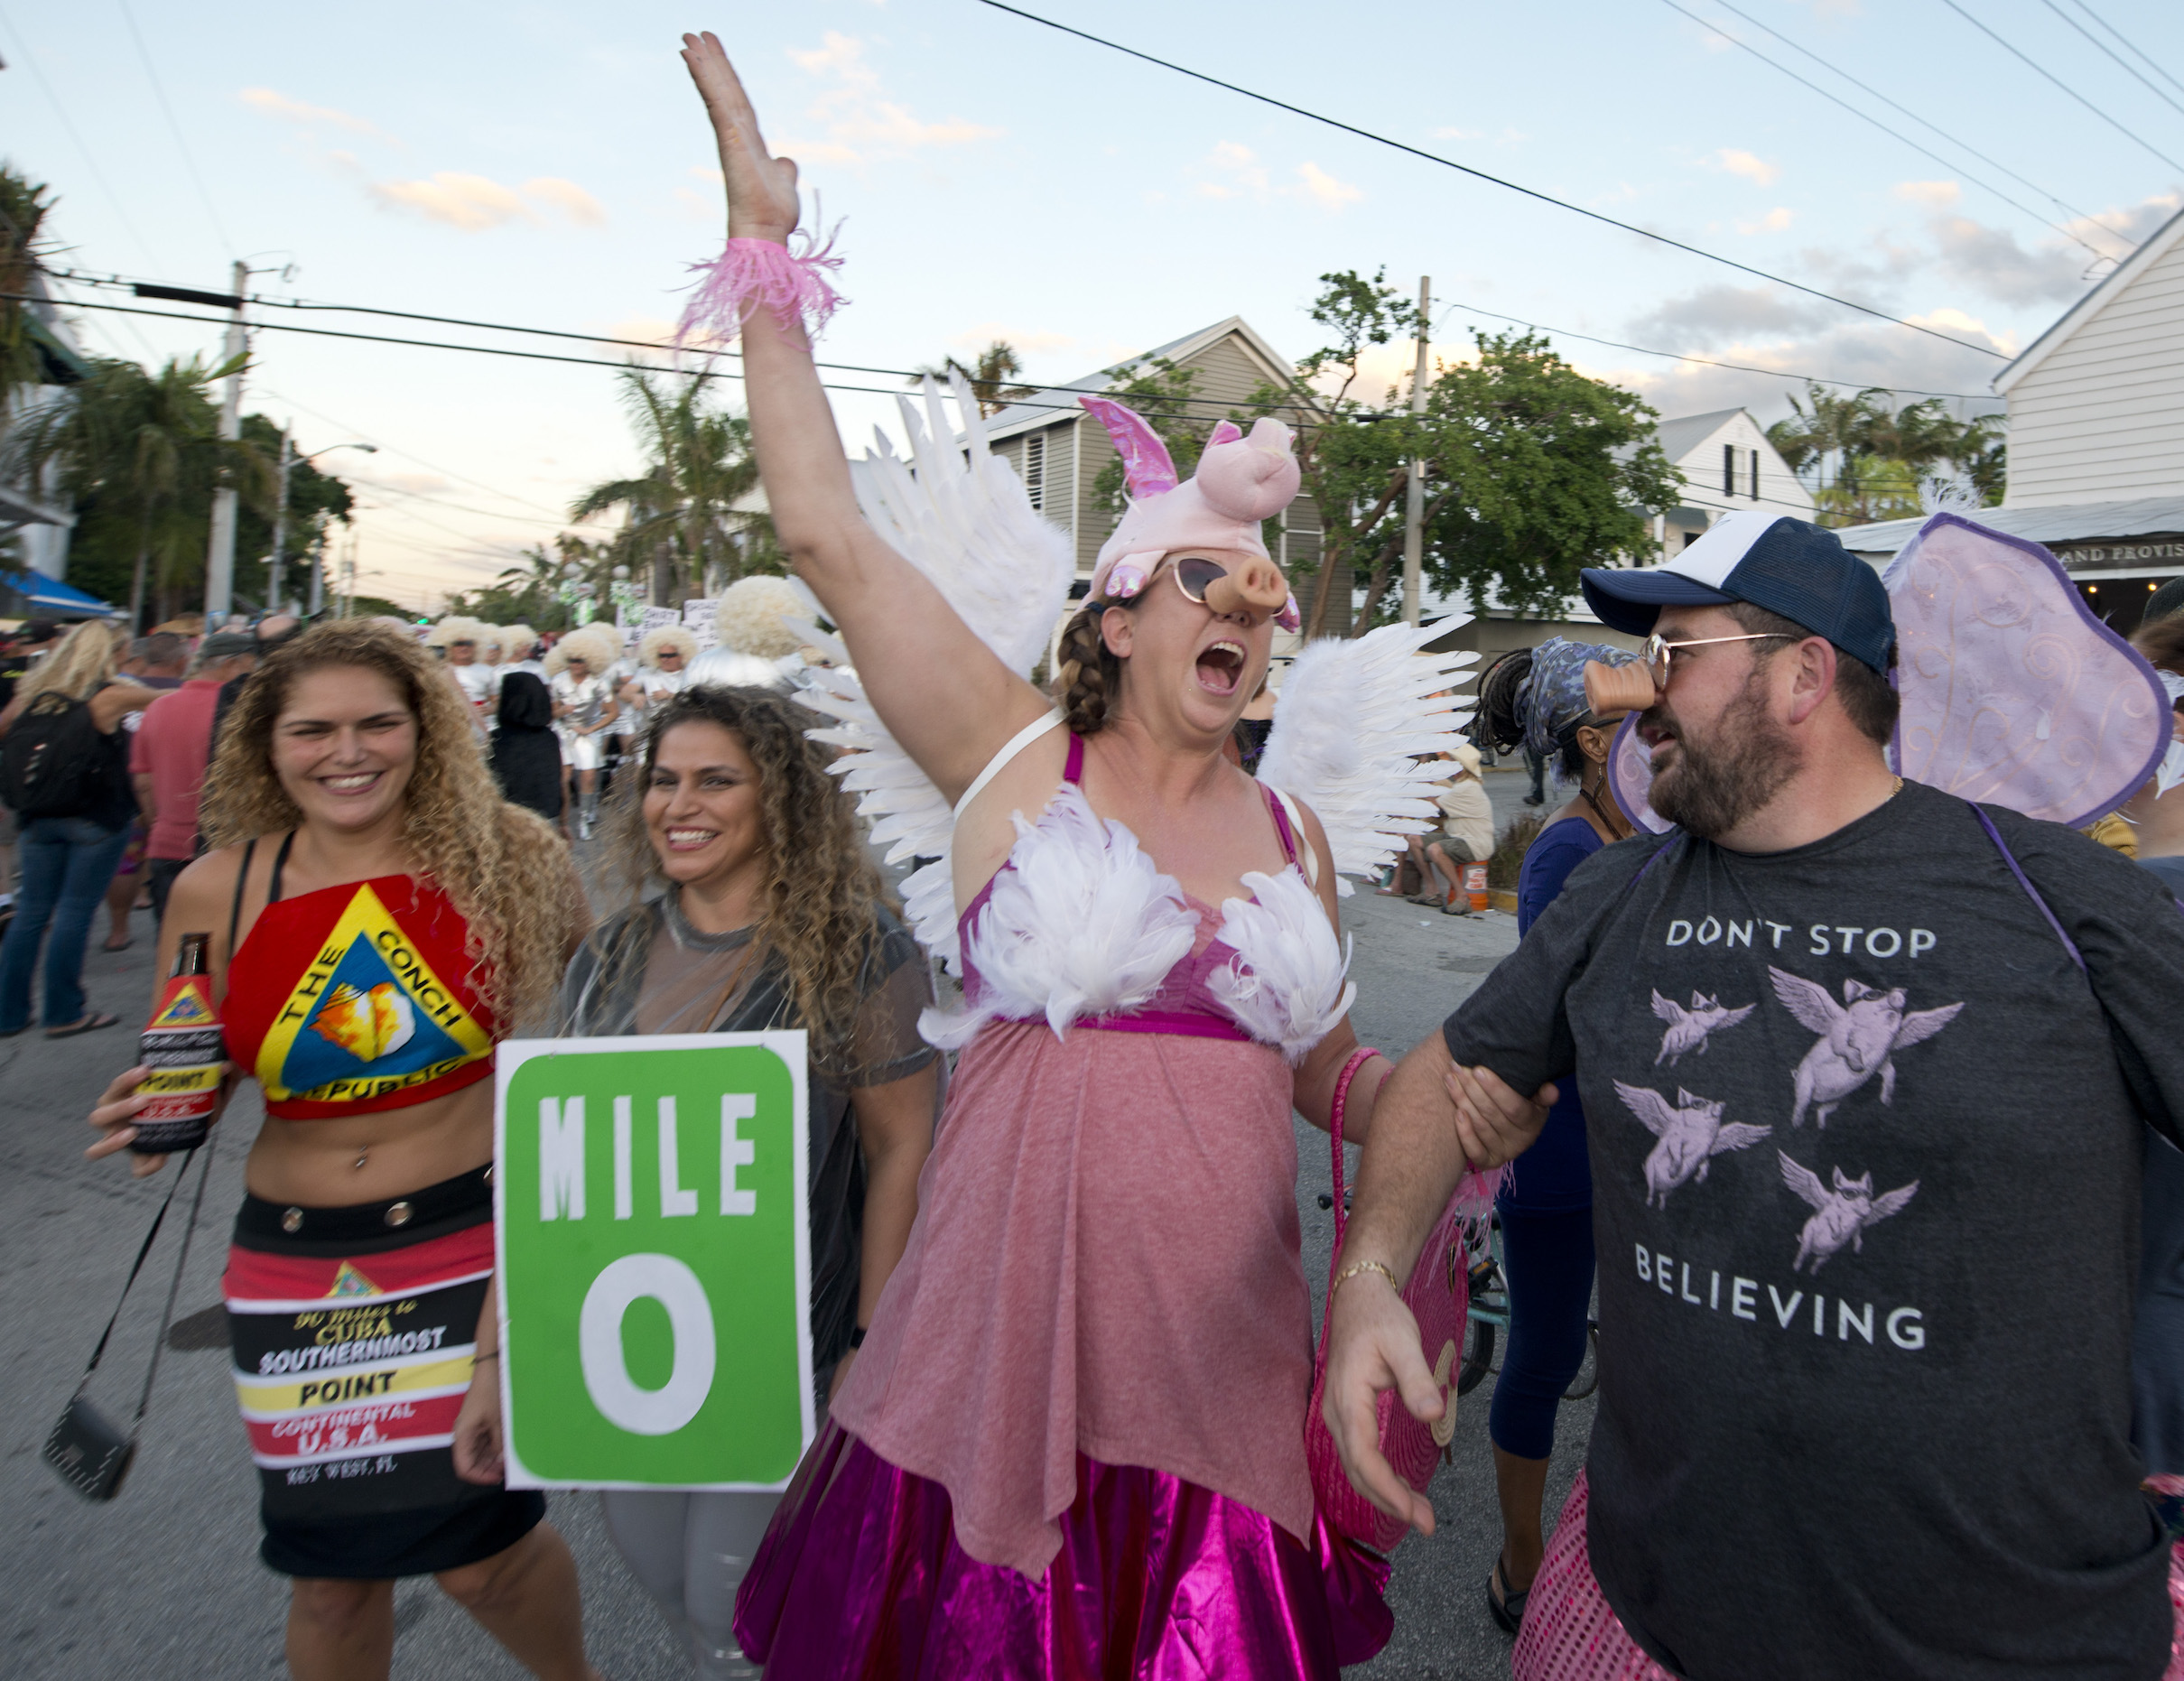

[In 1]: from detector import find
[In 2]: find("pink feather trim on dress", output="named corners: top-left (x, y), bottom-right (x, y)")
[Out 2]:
top-left (674, 227), bottom-right (846, 348)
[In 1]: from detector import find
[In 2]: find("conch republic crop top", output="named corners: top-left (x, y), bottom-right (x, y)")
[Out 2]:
top-left (221, 832), bottom-right (499, 1119)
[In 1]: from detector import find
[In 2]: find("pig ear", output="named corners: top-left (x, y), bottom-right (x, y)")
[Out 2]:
top-left (1079, 396), bottom-right (1178, 498)
top-left (1207, 419), bottom-right (1243, 447)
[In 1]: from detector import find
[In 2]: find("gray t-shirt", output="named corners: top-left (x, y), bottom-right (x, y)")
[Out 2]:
top-left (1445, 778), bottom-right (2182, 1679)
top-left (559, 893), bottom-right (937, 1373)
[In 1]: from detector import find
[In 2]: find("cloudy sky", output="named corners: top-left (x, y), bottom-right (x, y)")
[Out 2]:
top-left (9, 0), bottom-right (2182, 608)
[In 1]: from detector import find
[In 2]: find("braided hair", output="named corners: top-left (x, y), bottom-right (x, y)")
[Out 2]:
top-left (1469, 645), bottom-right (1603, 782)
top-left (1470, 648), bottom-right (1535, 759)
top-left (1052, 595), bottom-right (1146, 735)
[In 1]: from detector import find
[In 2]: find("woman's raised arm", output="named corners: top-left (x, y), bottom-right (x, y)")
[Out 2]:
top-left (680, 32), bottom-right (1050, 805)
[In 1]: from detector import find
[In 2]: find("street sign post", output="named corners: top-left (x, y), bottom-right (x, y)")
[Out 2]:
top-left (494, 1032), bottom-right (813, 1491)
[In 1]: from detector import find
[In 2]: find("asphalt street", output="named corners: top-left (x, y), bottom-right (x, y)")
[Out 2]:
top-left (0, 766), bottom-right (1581, 1680)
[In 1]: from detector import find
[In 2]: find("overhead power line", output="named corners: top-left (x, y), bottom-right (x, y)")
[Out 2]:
top-left (1703, 0), bottom-right (2124, 244)
top-left (42, 268), bottom-right (1995, 406)
top-left (972, 0), bottom-right (2007, 359)
top-left (1936, 0), bottom-right (2184, 174)
top-left (113, 0), bottom-right (238, 256)
top-left (1663, 0), bottom-right (2126, 262)
top-left (2071, 0), bottom-right (2184, 102)
top-left (0, 5), bottom-right (166, 275)
top-left (1437, 298), bottom-right (1989, 399)
top-left (2040, 0), bottom-right (2184, 120)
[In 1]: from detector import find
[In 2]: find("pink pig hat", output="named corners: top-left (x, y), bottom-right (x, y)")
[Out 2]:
top-left (1081, 396), bottom-right (1303, 629)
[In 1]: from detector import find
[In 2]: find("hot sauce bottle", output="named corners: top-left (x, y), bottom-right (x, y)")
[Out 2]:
top-left (134, 933), bottom-right (224, 1154)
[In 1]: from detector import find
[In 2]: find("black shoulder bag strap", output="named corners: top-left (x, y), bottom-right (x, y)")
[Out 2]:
top-left (42, 1139), bottom-right (217, 1501)
top-left (1967, 800), bottom-right (2179, 1142)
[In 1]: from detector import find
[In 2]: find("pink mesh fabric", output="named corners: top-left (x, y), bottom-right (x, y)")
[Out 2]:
top-left (2169, 1528), bottom-right (2183, 1681)
top-left (1510, 1472), bottom-right (1675, 1681)
top-left (1519, 1471), bottom-right (2184, 1681)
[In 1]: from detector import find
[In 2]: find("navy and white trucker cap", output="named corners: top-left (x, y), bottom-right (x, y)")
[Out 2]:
top-left (1579, 510), bottom-right (1895, 674)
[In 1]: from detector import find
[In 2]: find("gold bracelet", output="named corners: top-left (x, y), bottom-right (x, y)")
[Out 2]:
top-left (1332, 1259), bottom-right (1399, 1297)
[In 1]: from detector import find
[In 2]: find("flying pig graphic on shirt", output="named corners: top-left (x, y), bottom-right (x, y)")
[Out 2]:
top-left (1768, 967), bottom-right (1964, 1129)
top-left (1650, 989), bottom-right (1757, 1066)
top-left (1778, 1152), bottom-right (1919, 1274)
top-left (1612, 1082), bottom-right (1774, 1209)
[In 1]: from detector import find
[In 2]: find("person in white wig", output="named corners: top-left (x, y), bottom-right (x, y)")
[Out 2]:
top-left (425, 615), bottom-right (498, 720)
top-left (544, 625), bottom-right (621, 839)
top-left (619, 625), bottom-right (699, 728)
top-left (497, 624), bottom-right (544, 675)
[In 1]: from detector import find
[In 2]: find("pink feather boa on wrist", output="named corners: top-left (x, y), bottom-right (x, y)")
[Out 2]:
top-left (674, 224), bottom-right (846, 348)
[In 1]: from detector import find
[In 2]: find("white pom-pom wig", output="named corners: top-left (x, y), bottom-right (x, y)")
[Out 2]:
top-left (494, 623), bottom-right (539, 662)
top-left (544, 623), bottom-right (621, 678)
top-left (637, 625), bottom-right (700, 668)
top-left (423, 614), bottom-right (490, 651)
top-left (714, 575), bottom-right (805, 660)
top-left (685, 646), bottom-right (793, 690)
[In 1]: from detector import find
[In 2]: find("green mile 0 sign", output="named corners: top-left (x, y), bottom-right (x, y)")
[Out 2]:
top-left (494, 1033), bottom-right (814, 1491)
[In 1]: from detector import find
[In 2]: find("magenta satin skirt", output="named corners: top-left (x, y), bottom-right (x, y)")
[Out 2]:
top-left (732, 1422), bottom-right (1392, 1678)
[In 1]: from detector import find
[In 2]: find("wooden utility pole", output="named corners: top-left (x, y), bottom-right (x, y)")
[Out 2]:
top-left (1400, 276), bottom-right (1431, 627)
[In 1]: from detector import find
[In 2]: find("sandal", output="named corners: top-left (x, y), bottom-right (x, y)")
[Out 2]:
top-left (46, 1012), bottom-right (119, 1039)
top-left (1487, 1554), bottom-right (1530, 1635)
top-left (102, 935), bottom-right (134, 952)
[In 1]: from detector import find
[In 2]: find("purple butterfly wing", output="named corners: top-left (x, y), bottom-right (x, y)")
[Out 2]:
top-left (1884, 514), bottom-right (2168, 826)
top-left (1609, 711), bottom-right (1672, 835)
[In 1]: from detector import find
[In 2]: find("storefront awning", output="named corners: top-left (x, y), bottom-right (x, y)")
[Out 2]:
top-left (0, 571), bottom-right (119, 618)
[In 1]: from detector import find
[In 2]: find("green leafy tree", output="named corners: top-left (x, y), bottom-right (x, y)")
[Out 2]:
top-left (1419, 330), bottom-right (1678, 621)
top-left (1236, 274), bottom-right (1672, 632)
top-left (569, 369), bottom-right (770, 607)
top-left (4, 353), bottom-right (274, 624)
top-left (910, 339), bottom-right (1037, 417)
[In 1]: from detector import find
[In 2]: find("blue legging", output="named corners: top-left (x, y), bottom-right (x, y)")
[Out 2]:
top-left (1488, 1203), bottom-right (1596, 1462)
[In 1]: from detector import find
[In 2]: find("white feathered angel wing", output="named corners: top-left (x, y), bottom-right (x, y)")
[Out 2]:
top-left (1253, 618), bottom-right (1479, 895)
top-left (789, 374), bottom-right (1075, 968)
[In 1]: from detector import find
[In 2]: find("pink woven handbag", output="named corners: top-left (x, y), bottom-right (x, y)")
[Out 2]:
top-left (1305, 1055), bottom-right (1479, 1556)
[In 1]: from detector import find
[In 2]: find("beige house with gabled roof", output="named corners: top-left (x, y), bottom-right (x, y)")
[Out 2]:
top-left (977, 317), bottom-right (1328, 609)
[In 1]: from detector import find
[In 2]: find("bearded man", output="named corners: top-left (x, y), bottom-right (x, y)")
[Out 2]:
top-left (1322, 512), bottom-right (2184, 1679)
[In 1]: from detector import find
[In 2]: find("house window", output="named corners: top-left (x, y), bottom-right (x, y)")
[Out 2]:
top-left (1749, 449), bottom-right (1761, 500)
top-left (1024, 433), bottom-right (1046, 513)
top-left (1723, 443), bottom-right (1736, 497)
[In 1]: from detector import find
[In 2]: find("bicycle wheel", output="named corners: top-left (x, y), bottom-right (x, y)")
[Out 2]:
top-left (1563, 1322), bottom-right (1600, 1401)
top-left (1455, 1314), bottom-right (1496, 1396)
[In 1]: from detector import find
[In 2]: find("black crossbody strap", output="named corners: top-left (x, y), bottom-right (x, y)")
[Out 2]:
top-left (78, 1149), bottom-right (195, 1391)
top-left (132, 1144), bottom-right (216, 1425)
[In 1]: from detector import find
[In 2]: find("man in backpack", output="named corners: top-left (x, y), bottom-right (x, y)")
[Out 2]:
top-left (129, 631), bottom-right (258, 926)
top-left (1322, 513), bottom-right (2184, 1680)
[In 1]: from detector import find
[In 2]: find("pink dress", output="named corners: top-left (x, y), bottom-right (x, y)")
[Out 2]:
top-left (735, 736), bottom-right (1389, 1676)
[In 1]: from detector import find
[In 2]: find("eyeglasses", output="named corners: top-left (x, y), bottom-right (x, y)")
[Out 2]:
top-left (658, 648), bottom-right (683, 660)
top-left (1169, 555), bottom-right (1231, 607)
top-left (1639, 630), bottom-right (1798, 687)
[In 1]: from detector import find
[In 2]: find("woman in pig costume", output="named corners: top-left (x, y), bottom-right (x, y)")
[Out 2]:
top-left (668, 31), bottom-right (1486, 1676)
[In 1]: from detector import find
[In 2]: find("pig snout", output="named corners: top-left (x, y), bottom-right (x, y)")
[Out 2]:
top-left (1202, 559), bottom-right (1290, 622)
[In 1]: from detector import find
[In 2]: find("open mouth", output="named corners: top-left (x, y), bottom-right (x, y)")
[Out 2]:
top-left (320, 772), bottom-right (383, 795)
top-left (664, 827), bottom-right (719, 852)
top-left (1195, 640), bottom-right (1246, 696)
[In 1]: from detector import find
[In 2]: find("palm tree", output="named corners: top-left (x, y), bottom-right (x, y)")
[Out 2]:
top-left (4, 353), bottom-right (273, 625)
top-left (909, 339), bottom-right (1037, 417)
top-left (568, 369), bottom-right (767, 605)
top-left (0, 167), bottom-right (57, 397)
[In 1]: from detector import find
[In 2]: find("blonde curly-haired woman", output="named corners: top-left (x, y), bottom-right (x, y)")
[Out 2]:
top-left (0, 620), bottom-right (154, 1036)
top-left (85, 620), bottom-right (599, 1681)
